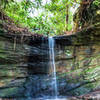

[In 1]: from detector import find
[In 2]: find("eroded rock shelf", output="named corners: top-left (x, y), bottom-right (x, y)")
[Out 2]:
top-left (0, 23), bottom-right (100, 99)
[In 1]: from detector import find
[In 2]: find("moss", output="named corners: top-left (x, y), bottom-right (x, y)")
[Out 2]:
top-left (0, 87), bottom-right (25, 97)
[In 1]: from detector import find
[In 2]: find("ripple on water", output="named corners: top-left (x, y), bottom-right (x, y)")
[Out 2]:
top-left (46, 99), bottom-right (67, 100)
top-left (38, 96), bottom-right (68, 100)
top-left (14, 97), bottom-right (67, 100)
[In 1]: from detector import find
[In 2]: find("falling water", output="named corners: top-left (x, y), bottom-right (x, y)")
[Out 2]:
top-left (49, 37), bottom-right (58, 99)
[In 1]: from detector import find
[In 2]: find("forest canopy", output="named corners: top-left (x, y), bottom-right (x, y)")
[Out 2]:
top-left (0, 0), bottom-right (100, 36)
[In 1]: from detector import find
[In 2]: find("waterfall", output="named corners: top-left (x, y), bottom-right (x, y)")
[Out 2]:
top-left (49, 37), bottom-right (58, 99)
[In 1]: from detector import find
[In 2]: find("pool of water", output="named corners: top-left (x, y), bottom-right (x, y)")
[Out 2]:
top-left (46, 98), bottom-right (67, 100)
top-left (14, 96), bottom-right (68, 100)
top-left (29, 96), bottom-right (67, 100)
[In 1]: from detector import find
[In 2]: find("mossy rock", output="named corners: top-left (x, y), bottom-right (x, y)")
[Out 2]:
top-left (0, 87), bottom-right (25, 97)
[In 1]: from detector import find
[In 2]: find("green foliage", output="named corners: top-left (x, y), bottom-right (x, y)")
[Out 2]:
top-left (5, 1), bottom-right (29, 26)
top-left (93, 0), bottom-right (100, 6)
top-left (30, 15), bottom-right (55, 36)
top-left (1, 0), bottom-right (80, 36)
top-left (0, 0), bottom-right (14, 9)
top-left (44, 0), bottom-right (76, 34)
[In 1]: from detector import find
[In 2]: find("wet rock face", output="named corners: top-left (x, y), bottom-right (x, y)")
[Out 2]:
top-left (55, 44), bottom-right (100, 97)
top-left (0, 34), bottom-right (50, 98)
top-left (24, 75), bottom-right (59, 98)
top-left (0, 31), bottom-right (100, 99)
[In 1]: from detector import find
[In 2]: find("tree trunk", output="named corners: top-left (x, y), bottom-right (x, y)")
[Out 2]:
top-left (66, 4), bottom-right (69, 31)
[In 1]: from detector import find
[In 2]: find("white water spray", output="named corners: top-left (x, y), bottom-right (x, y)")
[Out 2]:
top-left (49, 37), bottom-right (58, 99)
